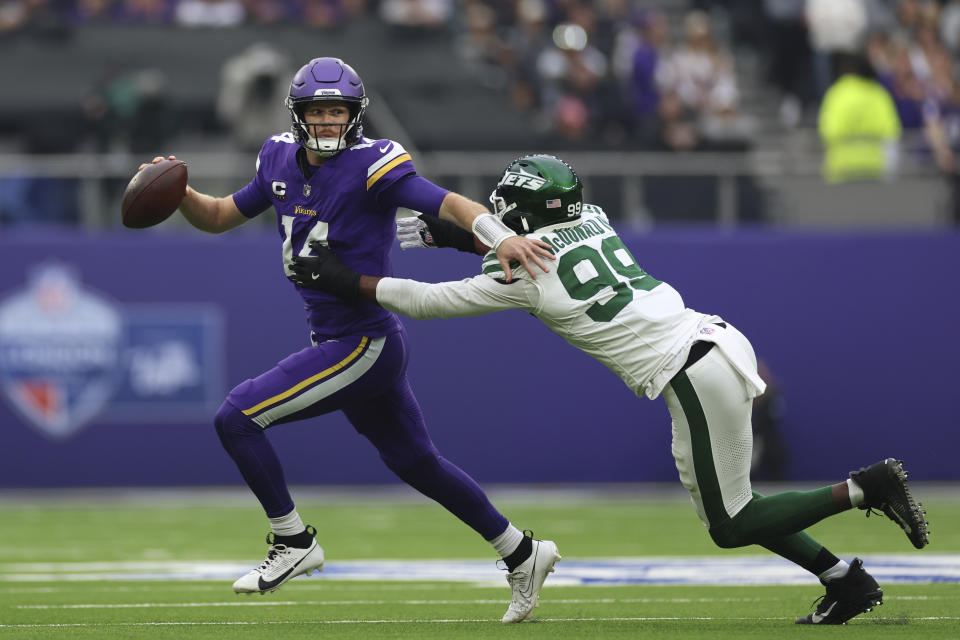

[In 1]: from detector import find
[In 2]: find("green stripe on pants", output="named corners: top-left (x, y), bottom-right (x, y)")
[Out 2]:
top-left (670, 370), bottom-right (729, 527)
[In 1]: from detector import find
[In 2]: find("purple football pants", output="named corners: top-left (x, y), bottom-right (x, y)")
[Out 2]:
top-left (213, 328), bottom-right (508, 540)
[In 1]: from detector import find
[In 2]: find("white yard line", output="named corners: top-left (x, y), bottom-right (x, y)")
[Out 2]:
top-left (2, 554), bottom-right (959, 586)
top-left (16, 597), bottom-right (788, 609)
top-left (14, 594), bottom-right (947, 610)
top-left (3, 616), bottom-right (960, 629)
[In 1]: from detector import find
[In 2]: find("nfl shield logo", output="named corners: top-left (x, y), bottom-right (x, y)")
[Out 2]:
top-left (0, 265), bottom-right (123, 439)
top-left (303, 184), bottom-right (312, 196)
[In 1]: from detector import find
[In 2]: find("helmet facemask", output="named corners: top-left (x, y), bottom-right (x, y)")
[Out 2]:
top-left (287, 95), bottom-right (368, 157)
top-left (286, 57), bottom-right (368, 156)
top-left (488, 189), bottom-right (520, 227)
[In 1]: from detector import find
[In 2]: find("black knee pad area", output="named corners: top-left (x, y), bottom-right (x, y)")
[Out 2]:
top-left (708, 519), bottom-right (750, 549)
top-left (213, 401), bottom-right (261, 440)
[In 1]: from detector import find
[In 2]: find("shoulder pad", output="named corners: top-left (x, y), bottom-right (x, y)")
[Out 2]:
top-left (256, 132), bottom-right (298, 173)
top-left (362, 140), bottom-right (413, 190)
top-left (349, 138), bottom-right (404, 154)
top-left (582, 203), bottom-right (609, 222)
top-left (265, 131), bottom-right (298, 148)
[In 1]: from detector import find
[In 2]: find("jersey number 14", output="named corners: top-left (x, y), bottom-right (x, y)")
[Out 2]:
top-left (281, 216), bottom-right (329, 276)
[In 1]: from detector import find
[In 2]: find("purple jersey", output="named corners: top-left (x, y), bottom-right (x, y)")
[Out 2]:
top-left (232, 134), bottom-right (443, 338)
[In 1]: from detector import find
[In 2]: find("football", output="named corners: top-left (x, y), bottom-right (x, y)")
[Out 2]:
top-left (121, 159), bottom-right (188, 229)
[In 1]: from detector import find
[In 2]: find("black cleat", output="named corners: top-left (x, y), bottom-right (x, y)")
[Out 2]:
top-left (850, 458), bottom-right (929, 549)
top-left (795, 558), bottom-right (883, 625)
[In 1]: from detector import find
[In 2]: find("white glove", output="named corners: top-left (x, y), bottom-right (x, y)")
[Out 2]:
top-left (396, 215), bottom-right (437, 250)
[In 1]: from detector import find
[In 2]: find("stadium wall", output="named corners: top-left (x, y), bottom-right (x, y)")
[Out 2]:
top-left (0, 229), bottom-right (957, 487)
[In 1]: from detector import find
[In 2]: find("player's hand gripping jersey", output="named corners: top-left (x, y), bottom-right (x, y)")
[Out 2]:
top-left (232, 134), bottom-right (423, 338)
top-left (377, 206), bottom-right (759, 399)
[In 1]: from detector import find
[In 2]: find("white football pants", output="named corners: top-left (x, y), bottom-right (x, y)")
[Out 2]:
top-left (662, 323), bottom-right (760, 529)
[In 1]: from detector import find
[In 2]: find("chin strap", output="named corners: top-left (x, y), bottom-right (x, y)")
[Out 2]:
top-left (305, 137), bottom-right (346, 156)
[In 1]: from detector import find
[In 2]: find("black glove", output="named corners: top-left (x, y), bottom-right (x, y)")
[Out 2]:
top-left (289, 242), bottom-right (362, 300)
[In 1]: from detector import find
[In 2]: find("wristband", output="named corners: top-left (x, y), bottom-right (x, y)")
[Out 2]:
top-left (471, 213), bottom-right (516, 251)
top-left (471, 213), bottom-right (517, 251)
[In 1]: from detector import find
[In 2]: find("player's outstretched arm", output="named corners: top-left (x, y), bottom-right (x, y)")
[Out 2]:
top-left (438, 192), bottom-right (554, 281)
top-left (138, 156), bottom-right (248, 234)
top-left (292, 244), bottom-right (529, 319)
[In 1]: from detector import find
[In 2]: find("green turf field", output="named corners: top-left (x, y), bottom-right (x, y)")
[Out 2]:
top-left (1, 486), bottom-right (958, 638)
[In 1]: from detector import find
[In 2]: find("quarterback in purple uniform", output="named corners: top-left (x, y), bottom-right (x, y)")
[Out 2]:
top-left (138, 57), bottom-right (558, 623)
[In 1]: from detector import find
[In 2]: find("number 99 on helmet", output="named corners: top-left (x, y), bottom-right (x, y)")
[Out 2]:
top-left (489, 154), bottom-right (584, 234)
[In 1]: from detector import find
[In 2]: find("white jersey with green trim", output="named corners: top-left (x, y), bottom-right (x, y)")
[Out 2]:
top-left (376, 205), bottom-right (711, 399)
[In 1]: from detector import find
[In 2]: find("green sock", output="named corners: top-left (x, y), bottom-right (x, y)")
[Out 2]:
top-left (731, 488), bottom-right (844, 542)
top-left (762, 531), bottom-right (832, 573)
top-left (738, 488), bottom-right (844, 577)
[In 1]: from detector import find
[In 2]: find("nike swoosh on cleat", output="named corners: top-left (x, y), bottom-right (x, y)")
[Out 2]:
top-left (255, 545), bottom-right (317, 592)
top-left (256, 566), bottom-right (296, 592)
top-left (810, 601), bottom-right (837, 623)
top-left (521, 553), bottom-right (539, 597)
top-left (884, 504), bottom-right (914, 533)
top-left (311, 273), bottom-right (320, 280)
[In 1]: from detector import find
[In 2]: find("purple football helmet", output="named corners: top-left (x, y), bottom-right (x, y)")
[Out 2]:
top-left (285, 57), bottom-right (369, 156)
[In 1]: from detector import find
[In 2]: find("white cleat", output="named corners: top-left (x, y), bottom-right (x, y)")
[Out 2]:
top-left (232, 527), bottom-right (325, 594)
top-left (501, 535), bottom-right (561, 623)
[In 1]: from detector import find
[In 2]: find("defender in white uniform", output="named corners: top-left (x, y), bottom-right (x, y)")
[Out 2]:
top-left (290, 154), bottom-right (929, 625)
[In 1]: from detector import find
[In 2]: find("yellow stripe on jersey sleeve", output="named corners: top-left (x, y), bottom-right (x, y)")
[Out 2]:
top-left (241, 336), bottom-right (370, 416)
top-left (366, 154), bottom-right (412, 190)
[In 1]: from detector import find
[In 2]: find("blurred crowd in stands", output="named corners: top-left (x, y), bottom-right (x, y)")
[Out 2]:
top-left (455, 0), bottom-right (756, 152)
top-left (3, 0), bottom-right (960, 225)
top-left (4, 0), bottom-right (960, 155)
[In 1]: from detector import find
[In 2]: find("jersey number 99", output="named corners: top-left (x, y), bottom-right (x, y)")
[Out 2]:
top-left (558, 237), bottom-right (660, 322)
